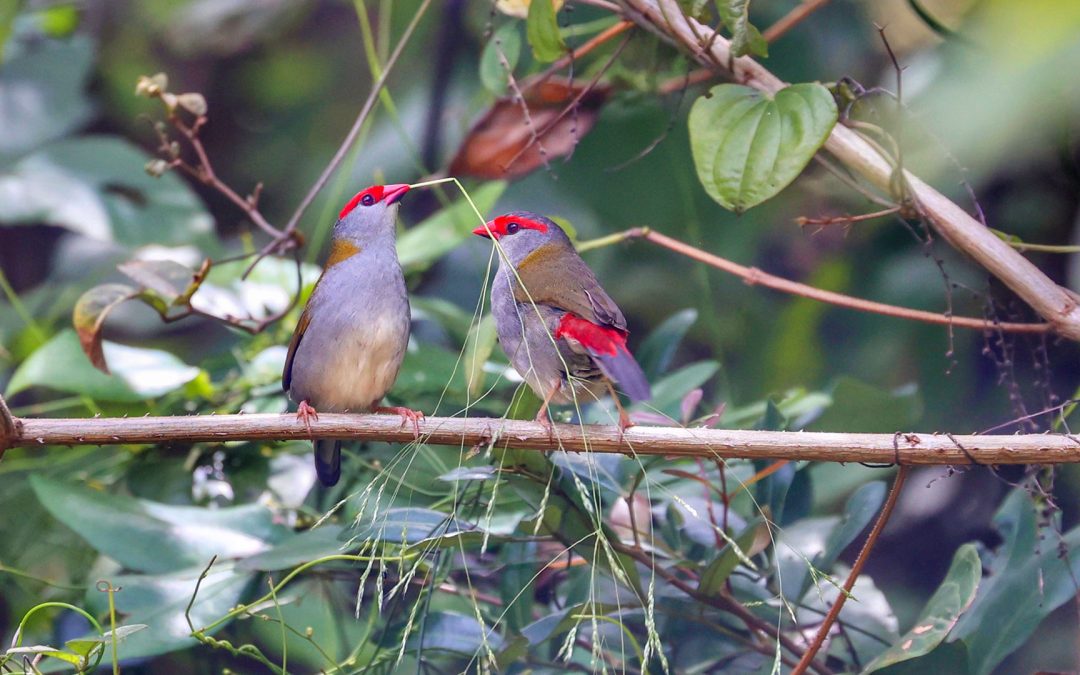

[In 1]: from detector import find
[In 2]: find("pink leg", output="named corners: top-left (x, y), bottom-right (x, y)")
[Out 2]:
top-left (373, 406), bottom-right (426, 439)
top-left (296, 400), bottom-right (319, 437)
top-left (535, 381), bottom-right (562, 440)
top-left (605, 381), bottom-right (635, 443)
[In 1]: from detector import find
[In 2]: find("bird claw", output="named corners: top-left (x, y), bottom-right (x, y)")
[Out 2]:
top-left (296, 400), bottom-right (319, 437)
top-left (617, 409), bottom-right (635, 444)
top-left (535, 411), bottom-right (555, 442)
top-left (375, 406), bottom-right (425, 440)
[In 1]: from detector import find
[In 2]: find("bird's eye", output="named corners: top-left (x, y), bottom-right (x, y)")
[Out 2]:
top-left (361, 194), bottom-right (375, 206)
top-left (506, 222), bottom-right (521, 234)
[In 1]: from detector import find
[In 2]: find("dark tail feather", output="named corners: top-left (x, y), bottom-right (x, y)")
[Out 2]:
top-left (595, 348), bottom-right (651, 402)
top-left (314, 439), bottom-right (341, 486)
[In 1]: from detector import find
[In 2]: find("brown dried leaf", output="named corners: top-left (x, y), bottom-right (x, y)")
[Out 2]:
top-left (73, 284), bottom-right (140, 373)
top-left (448, 78), bottom-right (610, 180)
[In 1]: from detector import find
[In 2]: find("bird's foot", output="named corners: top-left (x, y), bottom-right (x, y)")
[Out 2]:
top-left (616, 405), bottom-right (635, 444)
top-left (296, 400), bottom-right (319, 437)
top-left (374, 406), bottom-right (425, 439)
top-left (534, 410), bottom-right (555, 441)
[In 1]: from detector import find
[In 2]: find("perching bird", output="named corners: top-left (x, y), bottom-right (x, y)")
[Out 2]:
top-left (283, 183), bottom-right (422, 486)
top-left (474, 211), bottom-right (650, 429)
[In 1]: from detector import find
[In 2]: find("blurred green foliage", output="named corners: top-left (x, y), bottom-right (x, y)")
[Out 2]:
top-left (2, 0), bottom-right (1080, 673)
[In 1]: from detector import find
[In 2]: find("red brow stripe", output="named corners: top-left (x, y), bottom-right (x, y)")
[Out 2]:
top-left (554, 314), bottom-right (627, 356)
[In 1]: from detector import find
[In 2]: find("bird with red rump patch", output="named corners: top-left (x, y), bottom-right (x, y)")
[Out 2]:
top-left (284, 184), bottom-right (423, 486)
top-left (474, 211), bottom-right (650, 431)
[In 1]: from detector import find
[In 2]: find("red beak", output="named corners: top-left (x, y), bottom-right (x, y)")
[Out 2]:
top-left (472, 222), bottom-right (495, 239)
top-left (384, 183), bottom-right (411, 205)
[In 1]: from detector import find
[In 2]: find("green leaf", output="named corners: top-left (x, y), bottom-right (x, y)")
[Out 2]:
top-left (0, 36), bottom-right (94, 158)
top-left (397, 181), bottom-right (506, 271)
top-left (405, 611), bottom-right (504, 653)
top-left (349, 507), bottom-right (479, 547)
top-left (480, 23), bottom-right (522, 94)
top-left (647, 360), bottom-right (720, 417)
top-left (237, 525), bottom-right (349, 571)
top-left (810, 377), bottom-right (922, 432)
top-left (499, 541), bottom-right (538, 633)
top-left (635, 308), bottom-right (698, 380)
top-left (951, 490), bottom-right (1080, 675)
top-left (688, 83), bottom-right (837, 212)
top-left (30, 475), bottom-right (286, 573)
top-left (464, 313), bottom-right (499, 398)
top-left (820, 480), bottom-right (885, 570)
top-left (715, 0), bottom-right (767, 57)
top-left (526, 0), bottom-right (566, 62)
top-left (864, 544), bottom-right (981, 673)
top-left (698, 521), bottom-right (763, 596)
top-left (84, 563), bottom-right (253, 661)
top-left (0, 136), bottom-right (215, 248)
top-left (872, 641), bottom-right (970, 675)
top-left (7, 329), bottom-right (200, 402)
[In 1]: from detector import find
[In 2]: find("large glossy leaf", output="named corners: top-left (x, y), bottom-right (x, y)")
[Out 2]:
top-left (84, 563), bottom-right (253, 661)
top-left (30, 475), bottom-right (286, 573)
top-left (635, 308), bottom-right (698, 380)
top-left (7, 329), bottom-right (200, 402)
top-left (782, 481), bottom-right (886, 601)
top-left (397, 181), bottom-right (506, 271)
top-left (810, 377), bottom-right (922, 432)
top-left (951, 490), bottom-right (1080, 675)
top-left (688, 83), bottom-right (837, 212)
top-left (863, 544), bottom-right (981, 673)
top-left (0, 36), bottom-right (93, 158)
top-left (350, 507), bottom-right (480, 547)
top-left (237, 525), bottom-right (349, 571)
top-left (0, 136), bottom-right (215, 247)
top-left (404, 611), bottom-right (504, 653)
top-left (647, 360), bottom-right (720, 417)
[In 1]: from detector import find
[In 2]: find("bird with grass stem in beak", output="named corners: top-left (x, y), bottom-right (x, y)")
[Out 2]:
top-left (474, 211), bottom-right (651, 434)
top-left (284, 183), bottom-right (423, 486)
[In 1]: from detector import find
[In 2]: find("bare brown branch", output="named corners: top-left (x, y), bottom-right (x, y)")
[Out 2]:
top-left (581, 227), bottom-right (1051, 334)
top-left (8, 413), bottom-right (1080, 464)
top-left (619, 0), bottom-right (1080, 341)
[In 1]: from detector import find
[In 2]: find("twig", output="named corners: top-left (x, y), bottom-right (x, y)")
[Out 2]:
top-left (762, 0), bottom-right (833, 43)
top-left (9, 413), bottom-right (1080, 464)
top-left (620, 0), bottom-right (1080, 341)
top-left (578, 227), bottom-right (1050, 334)
top-left (791, 466), bottom-right (909, 675)
top-left (532, 19), bottom-right (635, 86)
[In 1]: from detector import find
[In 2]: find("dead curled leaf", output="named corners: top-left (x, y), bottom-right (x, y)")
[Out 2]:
top-left (73, 284), bottom-right (141, 374)
top-left (448, 77), bottom-right (610, 180)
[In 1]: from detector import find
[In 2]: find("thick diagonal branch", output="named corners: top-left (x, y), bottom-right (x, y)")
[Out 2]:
top-left (619, 0), bottom-right (1080, 341)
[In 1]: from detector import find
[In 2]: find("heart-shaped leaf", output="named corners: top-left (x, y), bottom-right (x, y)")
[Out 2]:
top-left (689, 83), bottom-right (837, 212)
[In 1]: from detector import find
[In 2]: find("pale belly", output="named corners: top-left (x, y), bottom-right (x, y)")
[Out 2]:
top-left (288, 307), bottom-right (409, 412)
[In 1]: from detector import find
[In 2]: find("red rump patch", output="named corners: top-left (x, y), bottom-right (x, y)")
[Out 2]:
top-left (554, 314), bottom-right (627, 356)
top-left (339, 185), bottom-right (385, 219)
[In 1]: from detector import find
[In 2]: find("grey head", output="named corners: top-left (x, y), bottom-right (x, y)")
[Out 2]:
top-left (332, 183), bottom-right (411, 245)
top-left (472, 211), bottom-right (573, 267)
